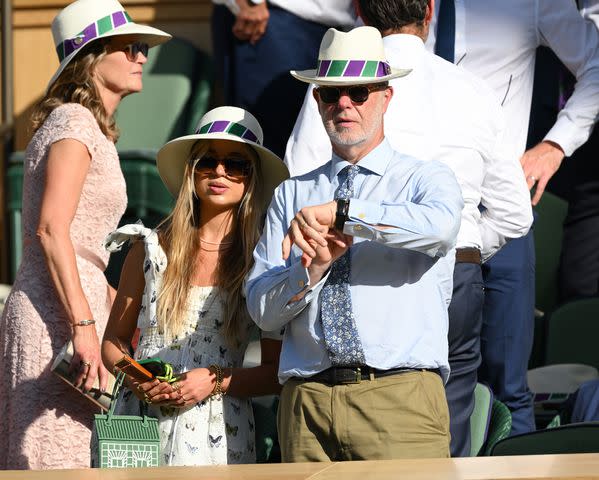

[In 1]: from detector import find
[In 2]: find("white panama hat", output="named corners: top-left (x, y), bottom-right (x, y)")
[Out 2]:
top-left (291, 26), bottom-right (411, 86)
top-left (48, 0), bottom-right (171, 91)
top-left (156, 106), bottom-right (290, 212)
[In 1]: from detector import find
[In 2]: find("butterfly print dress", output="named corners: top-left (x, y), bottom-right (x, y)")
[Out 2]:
top-left (105, 224), bottom-right (262, 466)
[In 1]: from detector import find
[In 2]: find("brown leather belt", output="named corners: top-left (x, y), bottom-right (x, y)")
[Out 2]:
top-left (456, 247), bottom-right (481, 264)
top-left (296, 366), bottom-right (441, 385)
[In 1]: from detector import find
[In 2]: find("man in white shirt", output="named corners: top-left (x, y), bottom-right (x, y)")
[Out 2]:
top-left (210, 0), bottom-right (356, 158)
top-left (426, 0), bottom-right (599, 435)
top-left (285, 0), bottom-right (533, 457)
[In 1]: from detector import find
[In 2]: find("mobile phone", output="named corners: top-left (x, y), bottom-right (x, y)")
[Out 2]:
top-left (113, 355), bottom-right (155, 383)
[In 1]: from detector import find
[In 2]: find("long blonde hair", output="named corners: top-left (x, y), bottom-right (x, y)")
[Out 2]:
top-left (156, 140), bottom-right (262, 345)
top-left (31, 40), bottom-right (119, 140)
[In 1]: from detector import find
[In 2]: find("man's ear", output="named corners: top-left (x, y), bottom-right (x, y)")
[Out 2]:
top-left (312, 86), bottom-right (320, 103)
top-left (425, 0), bottom-right (435, 24)
top-left (382, 85), bottom-right (394, 113)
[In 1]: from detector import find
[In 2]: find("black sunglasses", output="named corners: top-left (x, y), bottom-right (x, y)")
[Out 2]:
top-left (123, 42), bottom-right (149, 61)
top-left (193, 156), bottom-right (252, 178)
top-left (316, 83), bottom-right (388, 104)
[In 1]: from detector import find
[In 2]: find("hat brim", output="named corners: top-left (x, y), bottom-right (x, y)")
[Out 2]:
top-left (290, 67), bottom-right (411, 86)
top-left (47, 23), bottom-right (172, 92)
top-left (156, 133), bottom-right (290, 212)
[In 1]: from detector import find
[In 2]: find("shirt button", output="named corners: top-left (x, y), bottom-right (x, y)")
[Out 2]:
top-left (298, 280), bottom-right (305, 288)
top-left (354, 225), bottom-right (363, 231)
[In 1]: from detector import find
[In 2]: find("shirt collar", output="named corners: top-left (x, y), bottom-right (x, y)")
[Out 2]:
top-left (330, 138), bottom-right (394, 179)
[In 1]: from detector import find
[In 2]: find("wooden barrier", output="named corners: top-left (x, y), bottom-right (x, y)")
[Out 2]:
top-left (1, 454), bottom-right (599, 479)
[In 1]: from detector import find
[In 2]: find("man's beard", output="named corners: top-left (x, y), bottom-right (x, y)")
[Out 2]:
top-left (322, 99), bottom-right (384, 147)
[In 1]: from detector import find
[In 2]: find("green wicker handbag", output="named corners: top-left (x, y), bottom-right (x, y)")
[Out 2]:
top-left (90, 373), bottom-right (160, 468)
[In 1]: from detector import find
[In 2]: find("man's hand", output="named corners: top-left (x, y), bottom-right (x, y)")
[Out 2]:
top-left (232, 0), bottom-right (269, 45)
top-left (282, 201), bottom-right (337, 262)
top-left (520, 140), bottom-right (565, 206)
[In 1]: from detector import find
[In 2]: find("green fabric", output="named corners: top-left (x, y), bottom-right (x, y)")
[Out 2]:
top-left (327, 60), bottom-right (348, 77)
top-left (115, 36), bottom-right (213, 151)
top-left (546, 414), bottom-right (562, 429)
top-left (490, 423), bottom-right (599, 456)
top-left (470, 383), bottom-right (493, 456)
top-left (546, 298), bottom-right (599, 370)
top-left (482, 400), bottom-right (512, 456)
top-left (362, 61), bottom-right (378, 77)
top-left (533, 192), bottom-right (568, 315)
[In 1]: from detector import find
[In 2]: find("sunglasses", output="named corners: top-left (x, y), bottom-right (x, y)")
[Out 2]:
top-left (123, 42), bottom-right (149, 61)
top-left (316, 83), bottom-right (388, 104)
top-left (193, 156), bottom-right (252, 178)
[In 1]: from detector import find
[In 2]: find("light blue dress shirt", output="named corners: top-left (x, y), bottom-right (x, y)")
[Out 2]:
top-left (245, 139), bottom-right (464, 383)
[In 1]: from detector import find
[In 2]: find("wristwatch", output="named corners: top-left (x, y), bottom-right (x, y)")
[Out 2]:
top-left (335, 198), bottom-right (350, 231)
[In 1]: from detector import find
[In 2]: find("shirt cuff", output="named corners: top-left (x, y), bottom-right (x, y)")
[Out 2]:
top-left (347, 198), bottom-right (383, 225)
top-left (287, 261), bottom-right (310, 296)
top-left (543, 116), bottom-right (589, 157)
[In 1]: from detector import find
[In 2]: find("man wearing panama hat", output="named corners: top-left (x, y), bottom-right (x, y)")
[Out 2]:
top-left (246, 26), bottom-right (463, 461)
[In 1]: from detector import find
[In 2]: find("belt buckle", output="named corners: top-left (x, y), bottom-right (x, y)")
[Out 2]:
top-left (341, 366), bottom-right (361, 384)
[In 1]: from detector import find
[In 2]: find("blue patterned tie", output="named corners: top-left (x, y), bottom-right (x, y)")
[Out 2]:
top-left (320, 165), bottom-right (366, 366)
top-left (435, 0), bottom-right (455, 63)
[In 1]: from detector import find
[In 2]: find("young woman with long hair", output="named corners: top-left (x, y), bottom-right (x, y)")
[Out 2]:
top-left (0, 0), bottom-right (170, 470)
top-left (102, 106), bottom-right (289, 466)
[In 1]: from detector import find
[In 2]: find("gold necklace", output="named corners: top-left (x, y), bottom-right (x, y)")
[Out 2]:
top-left (199, 238), bottom-right (233, 246)
top-left (198, 244), bottom-right (232, 252)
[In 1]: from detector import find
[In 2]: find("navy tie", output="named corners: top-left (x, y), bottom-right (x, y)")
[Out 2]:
top-left (435, 0), bottom-right (456, 63)
top-left (320, 165), bottom-right (366, 366)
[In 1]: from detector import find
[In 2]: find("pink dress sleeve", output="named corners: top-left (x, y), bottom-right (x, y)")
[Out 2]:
top-left (44, 103), bottom-right (101, 158)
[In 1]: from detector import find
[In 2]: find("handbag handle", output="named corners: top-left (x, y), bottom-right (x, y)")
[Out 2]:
top-left (106, 372), bottom-right (151, 426)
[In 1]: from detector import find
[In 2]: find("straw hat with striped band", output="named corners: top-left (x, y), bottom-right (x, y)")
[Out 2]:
top-left (157, 106), bottom-right (289, 211)
top-left (291, 26), bottom-right (411, 86)
top-left (48, 0), bottom-right (171, 91)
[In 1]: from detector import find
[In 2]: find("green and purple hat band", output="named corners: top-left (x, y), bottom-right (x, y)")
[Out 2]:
top-left (196, 120), bottom-right (260, 144)
top-left (317, 59), bottom-right (392, 78)
top-left (56, 10), bottom-right (133, 62)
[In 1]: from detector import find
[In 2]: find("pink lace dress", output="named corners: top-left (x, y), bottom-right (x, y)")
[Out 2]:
top-left (0, 103), bottom-right (127, 470)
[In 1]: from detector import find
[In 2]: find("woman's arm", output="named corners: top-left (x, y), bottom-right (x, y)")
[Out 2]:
top-left (101, 241), bottom-right (145, 374)
top-left (101, 241), bottom-right (174, 402)
top-left (37, 138), bottom-right (107, 393)
top-left (167, 338), bottom-right (282, 407)
top-left (224, 338), bottom-right (282, 397)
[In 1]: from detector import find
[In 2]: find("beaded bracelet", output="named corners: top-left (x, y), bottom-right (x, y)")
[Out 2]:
top-left (209, 364), bottom-right (226, 398)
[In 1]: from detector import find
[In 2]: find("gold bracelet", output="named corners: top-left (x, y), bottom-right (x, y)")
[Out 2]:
top-left (209, 364), bottom-right (226, 397)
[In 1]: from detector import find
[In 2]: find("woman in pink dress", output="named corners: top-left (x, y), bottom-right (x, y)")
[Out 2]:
top-left (0, 0), bottom-right (169, 469)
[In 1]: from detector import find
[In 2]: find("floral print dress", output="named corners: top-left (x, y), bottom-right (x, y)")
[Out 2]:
top-left (105, 224), bottom-right (272, 466)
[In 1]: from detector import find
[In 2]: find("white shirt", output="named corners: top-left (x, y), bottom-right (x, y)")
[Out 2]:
top-left (285, 35), bottom-right (533, 261)
top-left (211, 0), bottom-right (356, 29)
top-left (582, 0), bottom-right (599, 27)
top-left (425, 0), bottom-right (599, 159)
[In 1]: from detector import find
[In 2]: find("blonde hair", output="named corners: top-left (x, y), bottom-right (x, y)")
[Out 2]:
top-left (31, 40), bottom-right (119, 141)
top-left (156, 140), bottom-right (262, 345)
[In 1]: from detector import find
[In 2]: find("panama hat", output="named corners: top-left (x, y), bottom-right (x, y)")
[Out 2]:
top-left (48, 0), bottom-right (171, 90)
top-left (291, 26), bottom-right (411, 86)
top-left (157, 106), bottom-right (290, 211)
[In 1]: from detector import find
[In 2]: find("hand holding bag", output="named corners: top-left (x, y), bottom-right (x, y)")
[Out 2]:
top-left (91, 373), bottom-right (160, 468)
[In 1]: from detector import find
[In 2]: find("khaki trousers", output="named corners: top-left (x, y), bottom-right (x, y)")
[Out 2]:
top-left (278, 370), bottom-right (450, 462)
